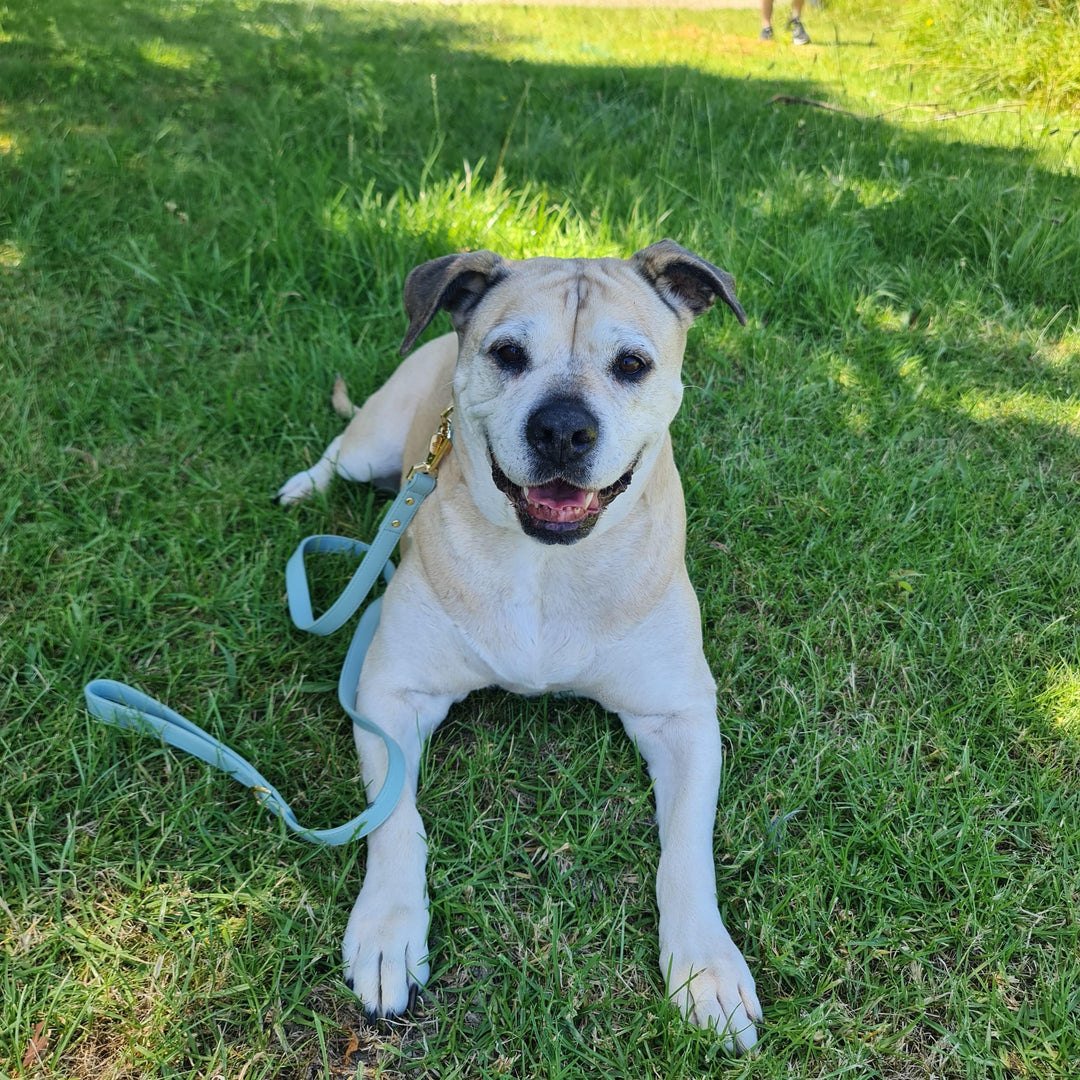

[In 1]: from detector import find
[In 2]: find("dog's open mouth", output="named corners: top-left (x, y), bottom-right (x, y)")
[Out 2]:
top-left (490, 456), bottom-right (635, 545)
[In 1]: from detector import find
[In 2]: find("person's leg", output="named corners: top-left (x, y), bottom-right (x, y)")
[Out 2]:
top-left (760, 0), bottom-right (775, 38)
top-left (790, 0), bottom-right (811, 44)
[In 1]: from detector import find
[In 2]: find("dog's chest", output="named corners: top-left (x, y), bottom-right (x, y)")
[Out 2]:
top-left (459, 555), bottom-right (600, 695)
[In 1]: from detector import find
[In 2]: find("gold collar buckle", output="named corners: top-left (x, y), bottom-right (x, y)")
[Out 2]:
top-left (406, 405), bottom-right (454, 480)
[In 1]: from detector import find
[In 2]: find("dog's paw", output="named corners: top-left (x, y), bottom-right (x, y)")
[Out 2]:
top-left (342, 885), bottom-right (431, 1018)
top-left (275, 469), bottom-right (320, 506)
top-left (662, 920), bottom-right (761, 1054)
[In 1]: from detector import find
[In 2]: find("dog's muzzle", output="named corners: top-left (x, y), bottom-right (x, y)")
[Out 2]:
top-left (487, 397), bottom-right (636, 544)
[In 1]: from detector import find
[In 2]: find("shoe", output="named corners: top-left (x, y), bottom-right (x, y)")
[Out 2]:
top-left (759, 26), bottom-right (774, 41)
top-left (790, 17), bottom-right (811, 45)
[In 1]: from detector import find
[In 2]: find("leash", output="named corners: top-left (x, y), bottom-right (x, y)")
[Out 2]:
top-left (83, 407), bottom-right (454, 846)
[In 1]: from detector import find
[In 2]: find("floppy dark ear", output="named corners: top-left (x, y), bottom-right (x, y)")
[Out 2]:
top-left (630, 238), bottom-right (747, 326)
top-left (399, 249), bottom-right (507, 356)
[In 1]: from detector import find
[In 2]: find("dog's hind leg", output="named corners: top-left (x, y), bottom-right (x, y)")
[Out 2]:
top-left (276, 332), bottom-right (457, 505)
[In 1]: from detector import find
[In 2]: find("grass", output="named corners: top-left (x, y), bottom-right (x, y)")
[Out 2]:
top-left (902, 0), bottom-right (1080, 114)
top-left (2, 0), bottom-right (1080, 1076)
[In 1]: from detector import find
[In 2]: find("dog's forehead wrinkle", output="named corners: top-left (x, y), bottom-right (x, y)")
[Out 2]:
top-left (477, 262), bottom-right (670, 363)
top-left (568, 269), bottom-right (591, 356)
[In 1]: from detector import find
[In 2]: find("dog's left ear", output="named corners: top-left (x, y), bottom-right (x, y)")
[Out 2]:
top-left (399, 249), bottom-right (507, 356)
top-left (631, 239), bottom-right (747, 326)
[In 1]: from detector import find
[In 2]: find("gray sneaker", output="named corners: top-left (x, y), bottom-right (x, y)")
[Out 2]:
top-left (759, 26), bottom-right (774, 41)
top-left (790, 17), bottom-right (811, 45)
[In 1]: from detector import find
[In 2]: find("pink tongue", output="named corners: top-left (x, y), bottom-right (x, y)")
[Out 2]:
top-left (525, 480), bottom-right (600, 523)
top-left (527, 480), bottom-right (592, 510)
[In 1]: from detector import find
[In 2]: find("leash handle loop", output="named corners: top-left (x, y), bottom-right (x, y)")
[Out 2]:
top-left (83, 471), bottom-right (438, 845)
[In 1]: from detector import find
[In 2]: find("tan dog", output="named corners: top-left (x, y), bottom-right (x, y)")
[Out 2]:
top-left (277, 240), bottom-right (761, 1052)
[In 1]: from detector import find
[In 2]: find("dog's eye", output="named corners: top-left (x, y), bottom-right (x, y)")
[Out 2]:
top-left (613, 351), bottom-right (650, 382)
top-left (491, 341), bottom-right (528, 375)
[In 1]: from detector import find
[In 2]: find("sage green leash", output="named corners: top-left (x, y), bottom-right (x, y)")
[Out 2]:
top-left (83, 408), bottom-right (453, 846)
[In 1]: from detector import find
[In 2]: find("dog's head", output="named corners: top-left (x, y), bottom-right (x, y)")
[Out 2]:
top-left (400, 240), bottom-right (746, 545)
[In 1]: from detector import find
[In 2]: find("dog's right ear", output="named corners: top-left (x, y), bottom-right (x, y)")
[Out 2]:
top-left (399, 250), bottom-right (507, 356)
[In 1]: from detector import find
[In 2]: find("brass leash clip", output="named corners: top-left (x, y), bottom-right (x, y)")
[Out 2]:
top-left (406, 405), bottom-right (454, 480)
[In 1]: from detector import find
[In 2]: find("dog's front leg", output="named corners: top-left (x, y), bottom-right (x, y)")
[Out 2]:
top-left (620, 708), bottom-right (761, 1053)
top-left (343, 684), bottom-right (455, 1018)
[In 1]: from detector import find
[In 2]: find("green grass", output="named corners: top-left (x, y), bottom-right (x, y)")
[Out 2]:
top-left (2, 0), bottom-right (1080, 1077)
top-left (902, 0), bottom-right (1080, 115)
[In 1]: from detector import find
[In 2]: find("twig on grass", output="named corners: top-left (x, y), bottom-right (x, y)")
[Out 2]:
top-left (905, 102), bottom-right (1026, 123)
top-left (768, 94), bottom-right (1026, 123)
top-left (768, 94), bottom-right (864, 118)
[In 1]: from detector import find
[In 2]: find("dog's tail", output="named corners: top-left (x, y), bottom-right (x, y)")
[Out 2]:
top-left (331, 375), bottom-right (358, 419)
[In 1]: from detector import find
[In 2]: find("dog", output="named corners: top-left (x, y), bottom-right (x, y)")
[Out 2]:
top-left (276, 240), bottom-right (761, 1052)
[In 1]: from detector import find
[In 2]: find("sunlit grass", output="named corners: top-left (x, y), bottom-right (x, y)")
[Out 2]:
top-left (0, 241), bottom-right (24, 267)
top-left (1038, 665), bottom-right (1080, 740)
top-left (137, 38), bottom-right (205, 70)
top-left (960, 388), bottom-right (1080, 433)
top-left (903, 0), bottom-right (1080, 115)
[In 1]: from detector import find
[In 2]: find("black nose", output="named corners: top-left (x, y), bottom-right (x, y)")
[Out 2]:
top-left (525, 396), bottom-right (599, 468)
